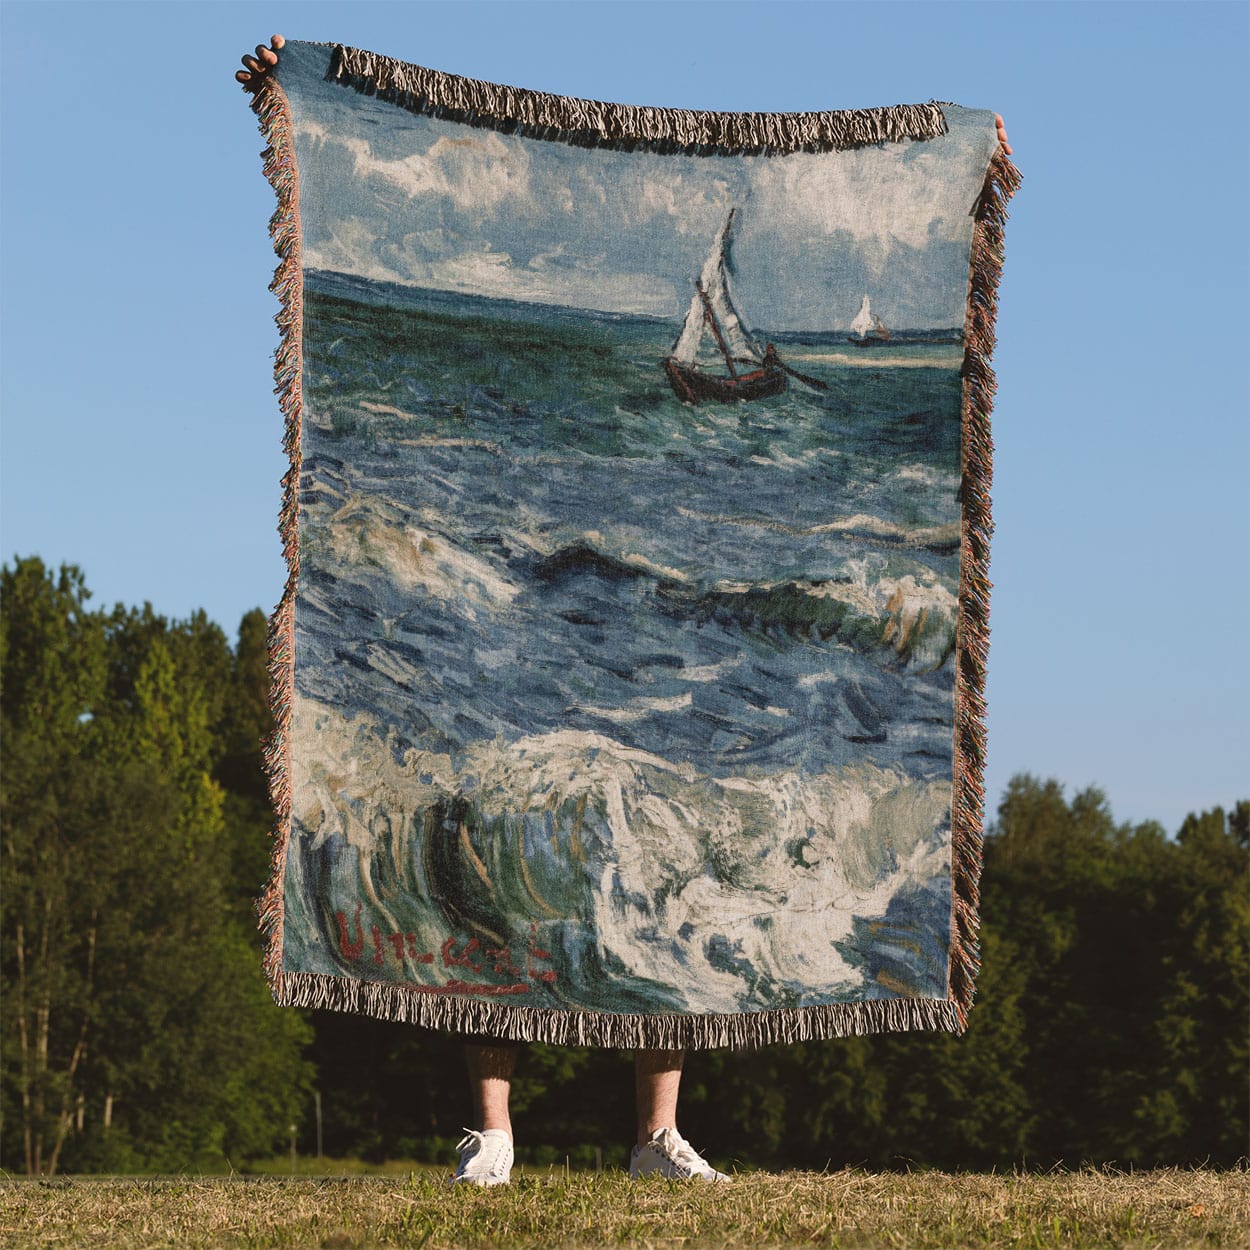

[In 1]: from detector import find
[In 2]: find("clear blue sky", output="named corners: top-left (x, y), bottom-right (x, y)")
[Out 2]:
top-left (2, 0), bottom-right (1246, 835)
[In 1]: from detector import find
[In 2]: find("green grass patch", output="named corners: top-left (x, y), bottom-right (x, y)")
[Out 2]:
top-left (0, 1166), bottom-right (1246, 1248)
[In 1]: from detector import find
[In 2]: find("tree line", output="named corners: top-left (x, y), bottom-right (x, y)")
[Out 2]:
top-left (2, 557), bottom-right (1246, 1174)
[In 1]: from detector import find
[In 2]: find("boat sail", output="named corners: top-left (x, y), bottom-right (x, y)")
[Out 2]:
top-left (848, 294), bottom-right (890, 347)
top-left (663, 208), bottom-right (786, 403)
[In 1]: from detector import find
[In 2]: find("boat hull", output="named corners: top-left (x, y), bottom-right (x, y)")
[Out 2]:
top-left (848, 335), bottom-right (891, 348)
top-left (663, 358), bottom-right (786, 404)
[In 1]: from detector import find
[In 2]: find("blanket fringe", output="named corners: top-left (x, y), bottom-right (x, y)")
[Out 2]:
top-left (273, 968), bottom-right (962, 1048)
top-left (249, 75), bottom-right (304, 998)
top-left (327, 43), bottom-right (947, 154)
top-left (950, 149), bottom-right (1022, 1030)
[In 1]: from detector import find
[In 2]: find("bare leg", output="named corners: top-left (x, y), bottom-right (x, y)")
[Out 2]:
top-left (635, 1048), bottom-right (685, 1147)
top-left (464, 1043), bottom-right (517, 1138)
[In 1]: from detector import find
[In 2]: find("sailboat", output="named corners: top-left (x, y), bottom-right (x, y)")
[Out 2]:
top-left (848, 295), bottom-right (891, 347)
top-left (663, 209), bottom-right (786, 403)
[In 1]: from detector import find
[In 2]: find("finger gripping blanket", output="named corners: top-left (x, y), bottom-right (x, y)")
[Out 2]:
top-left (249, 40), bottom-right (1019, 1048)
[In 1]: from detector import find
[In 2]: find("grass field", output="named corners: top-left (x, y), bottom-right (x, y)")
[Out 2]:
top-left (1, 1166), bottom-right (1247, 1248)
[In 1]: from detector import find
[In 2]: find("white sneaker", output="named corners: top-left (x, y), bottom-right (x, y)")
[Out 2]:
top-left (452, 1127), bottom-right (513, 1185)
top-left (629, 1127), bottom-right (730, 1180)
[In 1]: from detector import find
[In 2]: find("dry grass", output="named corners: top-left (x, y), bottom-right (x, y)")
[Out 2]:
top-left (0, 1166), bottom-right (1246, 1248)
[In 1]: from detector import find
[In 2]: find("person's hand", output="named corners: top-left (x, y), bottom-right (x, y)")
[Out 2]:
top-left (995, 114), bottom-right (1012, 156)
top-left (236, 34), bottom-right (285, 91)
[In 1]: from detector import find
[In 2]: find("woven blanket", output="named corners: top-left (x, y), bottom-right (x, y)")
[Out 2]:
top-left (249, 41), bottom-right (1019, 1048)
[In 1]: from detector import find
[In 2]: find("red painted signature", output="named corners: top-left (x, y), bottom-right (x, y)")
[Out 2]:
top-left (332, 905), bottom-right (557, 992)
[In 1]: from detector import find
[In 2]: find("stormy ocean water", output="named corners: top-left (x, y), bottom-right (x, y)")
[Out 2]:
top-left (283, 268), bottom-right (966, 1015)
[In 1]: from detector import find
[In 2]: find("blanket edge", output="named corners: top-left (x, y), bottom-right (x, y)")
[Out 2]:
top-left (950, 149), bottom-right (1022, 1030)
top-left (252, 77), bottom-right (301, 1004)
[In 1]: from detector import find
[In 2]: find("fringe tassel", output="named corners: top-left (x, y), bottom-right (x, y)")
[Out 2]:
top-left (248, 75), bottom-right (305, 998)
top-left (950, 149), bottom-right (1022, 1031)
top-left (326, 44), bottom-right (948, 155)
top-left (275, 969), bottom-right (962, 1049)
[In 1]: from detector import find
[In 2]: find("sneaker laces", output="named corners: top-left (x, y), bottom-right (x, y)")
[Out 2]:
top-left (656, 1127), bottom-right (712, 1175)
top-left (455, 1127), bottom-right (510, 1177)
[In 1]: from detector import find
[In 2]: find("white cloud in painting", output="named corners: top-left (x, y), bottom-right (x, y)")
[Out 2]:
top-left (304, 221), bottom-right (675, 316)
top-left (302, 216), bottom-right (406, 285)
top-left (297, 119), bottom-right (532, 213)
top-left (745, 141), bottom-right (980, 263)
top-left (631, 169), bottom-right (733, 235)
top-left (295, 117), bottom-right (330, 144)
top-left (293, 104), bottom-right (993, 323)
top-left (397, 241), bottom-right (677, 316)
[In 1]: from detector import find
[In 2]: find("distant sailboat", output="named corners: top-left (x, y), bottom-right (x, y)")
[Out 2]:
top-left (848, 295), bottom-right (891, 347)
top-left (663, 209), bottom-right (786, 403)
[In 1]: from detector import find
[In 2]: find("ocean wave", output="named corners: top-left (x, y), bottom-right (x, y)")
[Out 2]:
top-left (676, 556), bottom-right (956, 672)
top-left (393, 434), bottom-right (506, 455)
top-left (890, 462), bottom-right (960, 492)
top-left (674, 505), bottom-right (959, 554)
top-left (530, 540), bottom-right (664, 589)
top-left (312, 501), bottom-right (960, 675)
top-left (573, 691), bottom-right (695, 725)
top-left (287, 698), bottom-right (953, 1010)
top-left (517, 532), bottom-right (955, 671)
top-left (306, 494), bottom-right (521, 615)
top-left (359, 400), bottom-right (419, 420)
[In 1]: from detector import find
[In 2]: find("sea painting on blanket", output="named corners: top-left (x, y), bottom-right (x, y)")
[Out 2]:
top-left (268, 42), bottom-right (1004, 1032)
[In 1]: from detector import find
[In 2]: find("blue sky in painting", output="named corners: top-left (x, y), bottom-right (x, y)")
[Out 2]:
top-left (1, 0), bottom-right (1246, 834)
top-left (281, 38), bottom-right (997, 330)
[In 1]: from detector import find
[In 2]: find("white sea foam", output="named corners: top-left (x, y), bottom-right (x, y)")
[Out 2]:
top-left (797, 670), bottom-right (839, 689)
top-left (786, 350), bottom-right (963, 369)
top-left (309, 494), bottom-right (520, 615)
top-left (892, 463), bottom-right (959, 491)
top-left (290, 697), bottom-right (952, 1010)
top-left (680, 659), bottom-right (734, 682)
top-left (582, 529), bottom-right (690, 582)
top-left (359, 400), bottom-right (418, 420)
top-left (817, 513), bottom-right (960, 551)
top-left (575, 691), bottom-right (694, 724)
top-left (394, 434), bottom-right (505, 454)
top-left (879, 575), bottom-right (959, 668)
top-left (674, 504), bottom-right (959, 551)
top-left (750, 449), bottom-right (810, 469)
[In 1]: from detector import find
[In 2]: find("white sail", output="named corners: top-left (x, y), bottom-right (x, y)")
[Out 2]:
top-left (850, 295), bottom-right (875, 338)
top-left (672, 290), bottom-right (706, 364)
top-left (671, 209), bottom-right (763, 366)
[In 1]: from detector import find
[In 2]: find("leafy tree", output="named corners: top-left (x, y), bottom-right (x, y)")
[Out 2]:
top-left (0, 559), bottom-right (313, 1174)
top-left (214, 608), bottom-right (278, 928)
top-left (1139, 803), bottom-right (1249, 1161)
top-left (967, 777), bottom-right (1248, 1167)
top-left (1, 558), bottom-right (109, 1173)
